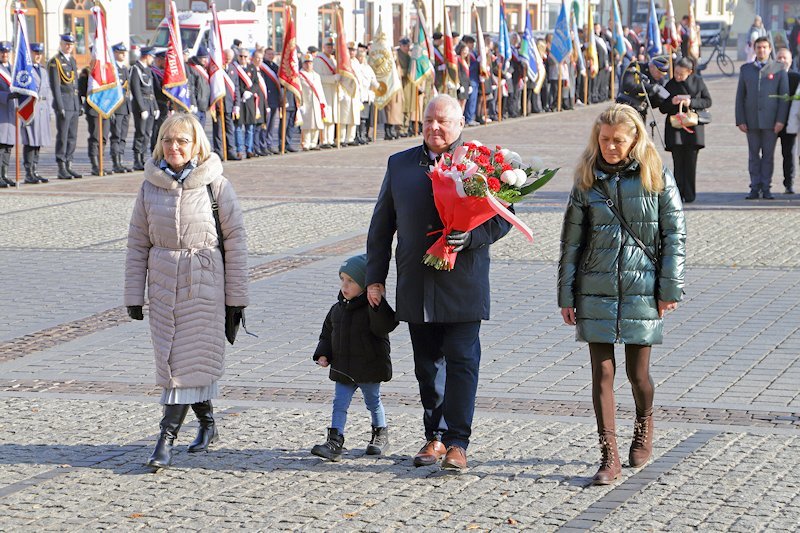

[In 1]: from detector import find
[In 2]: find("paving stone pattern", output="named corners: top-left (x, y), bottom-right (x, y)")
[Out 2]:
top-left (0, 66), bottom-right (799, 530)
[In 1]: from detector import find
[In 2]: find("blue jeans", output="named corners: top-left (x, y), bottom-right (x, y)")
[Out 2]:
top-left (235, 125), bottom-right (245, 154)
top-left (331, 381), bottom-right (385, 434)
top-left (244, 124), bottom-right (255, 153)
top-left (409, 321), bottom-right (481, 450)
top-left (465, 80), bottom-right (479, 122)
top-left (265, 107), bottom-right (280, 149)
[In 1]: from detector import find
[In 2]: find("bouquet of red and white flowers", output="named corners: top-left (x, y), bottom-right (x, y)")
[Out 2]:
top-left (423, 141), bottom-right (557, 270)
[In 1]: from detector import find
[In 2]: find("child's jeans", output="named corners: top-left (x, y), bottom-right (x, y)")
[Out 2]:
top-left (331, 381), bottom-right (385, 434)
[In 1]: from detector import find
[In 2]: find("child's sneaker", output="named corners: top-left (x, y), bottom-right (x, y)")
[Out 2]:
top-left (366, 426), bottom-right (389, 455)
top-left (311, 428), bottom-right (345, 461)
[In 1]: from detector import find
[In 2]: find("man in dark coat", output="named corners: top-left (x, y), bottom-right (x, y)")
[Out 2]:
top-left (110, 43), bottom-right (133, 173)
top-left (259, 47), bottom-right (283, 154)
top-left (366, 94), bottom-right (512, 471)
top-left (186, 46), bottom-right (210, 127)
top-left (150, 51), bottom-right (168, 152)
top-left (735, 37), bottom-right (790, 199)
top-left (129, 46), bottom-right (157, 170)
top-left (213, 49), bottom-right (240, 160)
top-left (48, 33), bottom-right (83, 179)
top-left (78, 56), bottom-right (111, 176)
top-left (0, 41), bottom-right (18, 187)
top-left (776, 47), bottom-right (799, 194)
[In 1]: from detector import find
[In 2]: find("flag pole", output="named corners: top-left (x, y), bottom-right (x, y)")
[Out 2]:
top-left (14, 112), bottom-right (20, 187)
top-left (280, 91), bottom-right (287, 155)
top-left (98, 116), bottom-right (104, 176)
top-left (557, 62), bottom-right (563, 112)
top-left (372, 101), bottom-right (377, 142)
top-left (220, 100), bottom-right (227, 161)
top-left (496, 61), bottom-right (503, 122)
top-left (609, 51), bottom-right (615, 102)
top-left (523, 77), bottom-right (528, 116)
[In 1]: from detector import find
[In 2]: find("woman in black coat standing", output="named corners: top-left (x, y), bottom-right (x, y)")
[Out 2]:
top-left (658, 56), bottom-right (712, 203)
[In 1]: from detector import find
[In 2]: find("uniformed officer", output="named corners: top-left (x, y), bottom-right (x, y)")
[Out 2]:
top-left (21, 42), bottom-right (52, 184)
top-left (616, 55), bottom-right (671, 121)
top-left (150, 50), bottom-right (168, 151)
top-left (186, 46), bottom-right (210, 127)
top-left (110, 42), bottom-right (132, 173)
top-left (0, 41), bottom-right (18, 187)
top-left (212, 48), bottom-right (240, 160)
top-left (78, 49), bottom-right (111, 176)
top-left (48, 33), bottom-right (83, 179)
top-left (129, 46), bottom-right (157, 170)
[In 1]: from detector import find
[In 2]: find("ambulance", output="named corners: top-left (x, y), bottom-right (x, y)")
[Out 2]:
top-left (149, 9), bottom-right (267, 56)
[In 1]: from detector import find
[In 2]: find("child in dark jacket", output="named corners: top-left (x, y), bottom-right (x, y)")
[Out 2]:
top-left (311, 254), bottom-right (398, 461)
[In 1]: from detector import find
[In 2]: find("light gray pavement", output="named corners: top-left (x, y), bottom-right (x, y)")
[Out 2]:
top-left (0, 59), bottom-right (799, 531)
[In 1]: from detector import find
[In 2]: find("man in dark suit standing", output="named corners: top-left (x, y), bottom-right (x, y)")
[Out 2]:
top-left (212, 49), bottom-right (240, 160)
top-left (110, 43), bottom-right (133, 173)
top-left (775, 47), bottom-right (799, 194)
top-left (48, 33), bottom-right (82, 179)
top-left (366, 95), bottom-right (512, 471)
top-left (735, 37), bottom-right (790, 200)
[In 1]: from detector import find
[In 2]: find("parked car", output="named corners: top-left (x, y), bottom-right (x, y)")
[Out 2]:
top-left (699, 21), bottom-right (727, 45)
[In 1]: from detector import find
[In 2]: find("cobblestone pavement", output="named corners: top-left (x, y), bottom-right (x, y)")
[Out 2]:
top-left (1, 61), bottom-right (799, 531)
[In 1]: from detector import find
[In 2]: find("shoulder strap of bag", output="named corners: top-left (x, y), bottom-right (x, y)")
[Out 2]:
top-left (592, 183), bottom-right (658, 267)
top-left (206, 184), bottom-right (225, 263)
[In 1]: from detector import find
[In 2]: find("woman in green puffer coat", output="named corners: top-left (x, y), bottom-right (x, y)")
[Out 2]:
top-left (558, 104), bottom-right (686, 486)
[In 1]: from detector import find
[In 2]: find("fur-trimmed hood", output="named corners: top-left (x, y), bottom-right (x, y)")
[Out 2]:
top-left (143, 153), bottom-right (225, 190)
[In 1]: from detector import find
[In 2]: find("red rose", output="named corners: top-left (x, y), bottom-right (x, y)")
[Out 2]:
top-left (475, 154), bottom-right (491, 167)
top-left (487, 177), bottom-right (501, 192)
top-left (478, 146), bottom-right (491, 156)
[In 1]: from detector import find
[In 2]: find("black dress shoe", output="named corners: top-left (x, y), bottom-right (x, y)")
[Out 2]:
top-left (320, 144), bottom-right (333, 149)
top-left (227, 154), bottom-right (241, 161)
top-left (37, 176), bottom-right (49, 183)
top-left (785, 187), bottom-right (795, 194)
top-left (745, 192), bottom-right (760, 200)
top-left (285, 145), bottom-right (298, 152)
top-left (762, 191), bottom-right (775, 199)
top-left (24, 177), bottom-right (39, 184)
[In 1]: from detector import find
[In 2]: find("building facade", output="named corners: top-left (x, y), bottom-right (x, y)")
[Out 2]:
top-left (1, 0), bottom-right (131, 68)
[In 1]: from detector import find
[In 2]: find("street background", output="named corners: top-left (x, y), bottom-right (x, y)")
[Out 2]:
top-left (1, 62), bottom-right (799, 531)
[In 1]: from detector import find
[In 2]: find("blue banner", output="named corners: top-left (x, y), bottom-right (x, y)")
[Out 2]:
top-left (550, 1), bottom-right (571, 64)
top-left (497, 1), bottom-right (513, 68)
top-left (646, 0), bottom-right (663, 57)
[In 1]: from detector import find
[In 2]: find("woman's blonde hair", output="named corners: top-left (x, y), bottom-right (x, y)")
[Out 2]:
top-left (151, 113), bottom-right (212, 164)
top-left (574, 103), bottom-right (663, 193)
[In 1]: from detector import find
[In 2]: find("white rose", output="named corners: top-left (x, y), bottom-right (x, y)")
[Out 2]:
top-left (499, 148), bottom-right (511, 160)
top-left (513, 168), bottom-right (528, 186)
top-left (529, 156), bottom-right (545, 172)
top-left (470, 140), bottom-right (483, 147)
top-left (500, 169), bottom-right (517, 185)
top-left (507, 151), bottom-right (523, 169)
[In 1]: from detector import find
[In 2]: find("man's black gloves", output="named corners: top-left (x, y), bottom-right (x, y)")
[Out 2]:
top-left (127, 306), bottom-right (144, 320)
top-left (446, 230), bottom-right (472, 252)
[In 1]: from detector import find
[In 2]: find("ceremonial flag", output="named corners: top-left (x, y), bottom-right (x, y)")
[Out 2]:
top-left (585, 4), bottom-right (599, 77)
top-left (443, 7), bottom-right (458, 80)
top-left (10, 5), bottom-right (38, 124)
top-left (520, 9), bottom-right (545, 93)
top-left (84, 6), bottom-right (124, 119)
top-left (497, 0), bottom-right (513, 69)
top-left (645, 0), bottom-right (663, 57)
top-left (411, 24), bottom-right (434, 86)
top-left (278, 2), bottom-right (301, 105)
top-left (611, 0), bottom-right (628, 58)
top-left (161, 1), bottom-right (191, 111)
top-left (472, 5), bottom-right (490, 76)
top-left (207, 2), bottom-right (230, 112)
top-left (571, 1), bottom-right (586, 75)
top-left (368, 19), bottom-right (402, 110)
top-left (550, 0), bottom-right (571, 64)
top-left (335, 8), bottom-right (358, 97)
top-left (661, 0), bottom-right (681, 48)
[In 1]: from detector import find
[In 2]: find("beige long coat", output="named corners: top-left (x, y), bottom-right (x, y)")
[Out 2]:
top-left (124, 154), bottom-right (249, 389)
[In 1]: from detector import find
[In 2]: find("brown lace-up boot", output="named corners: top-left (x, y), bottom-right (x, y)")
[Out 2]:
top-left (628, 411), bottom-right (654, 468)
top-left (592, 432), bottom-right (621, 485)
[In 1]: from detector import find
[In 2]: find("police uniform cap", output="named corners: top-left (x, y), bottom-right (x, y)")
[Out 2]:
top-left (347, 41), bottom-right (356, 50)
top-left (324, 38), bottom-right (334, 46)
top-left (140, 46), bottom-right (155, 57)
top-left (60, 33), bottom-right (76, 43)
top-left (196, 45), bottom-right (209, 58)
top-left (155, 49), bottom-right (167, 59)
top-left (399, 37), bottom-right (411, 45)
top-left (357, 42), bottom-right (368, 50)
top-left (30, 42), bottom-right (44, 53)
top-left (0, 41), bottom-right (11, 52)
top-left (307, 45), bottom-right (319, 53)
top-left (433, 31), bottom-right (443, 40)
top-left (302, 53), bottom-right (314, 63)
top-left (111, 42), bottom-right (127, 53)
top-left (650, 55), bottom-right (670, 73)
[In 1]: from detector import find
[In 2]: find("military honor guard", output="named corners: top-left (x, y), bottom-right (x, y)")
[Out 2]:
top-left (78, 50), bottom-right (111, 176)
top-left (213, 49), bottom-right (240, 160)
top-left (259, 47), bottom-right (282, 154)
top-left (0, 41), bottom-right (17, 187)
top-left (298, 53), bottom-right (328, 151)
top-left (48, 33), bottom-right (82, 179)
top-left (129, 46), bottom-right (157, 170)
top-left (186, 46), bottom-right (210, 127)
top-left (150, 50), bottom-right (168, 151)
top-left (313, 39), bottom-right (338, 148)
top-left (21, 42), bottom-right (52, 184)
top-left (110, 42), bottom-right (133, 173)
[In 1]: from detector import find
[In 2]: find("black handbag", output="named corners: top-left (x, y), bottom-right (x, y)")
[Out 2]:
top-left (207, 184), bottom-right (254, 345)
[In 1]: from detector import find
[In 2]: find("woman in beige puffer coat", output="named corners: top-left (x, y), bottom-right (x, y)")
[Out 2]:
top-left (124, 113), bottom-right (248, 470)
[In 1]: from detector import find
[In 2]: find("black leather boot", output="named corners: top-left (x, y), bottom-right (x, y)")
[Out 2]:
top-left (187, 400), bottom-right (218, 453)
top-left (311, 428), bottom-right (345, 461)
top-left (383, 124), bottom-right (395, 140)
top-left (57, 161), bottom-right (72, 180)
top-left (133, 153), bottom-right (145, 171)
top-left (32, 149), bottom-right (48, 182)
top-left (146, 404), bottom-right (190, 470)
top-left (90, 155), bottom-right (101, 176)
top-left (23, 148), bottom-right (37, 184)
top-left (65, 161), bottom-right (83, 179)
top-left (0, 163), bottom-right (10, 187)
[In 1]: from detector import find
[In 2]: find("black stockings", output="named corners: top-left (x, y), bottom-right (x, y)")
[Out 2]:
top-left (589, 343), bottom-right (654, 434)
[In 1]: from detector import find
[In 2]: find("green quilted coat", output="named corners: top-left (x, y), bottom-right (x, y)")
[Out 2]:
top-left (558, 161), bottom-right (686, 345)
